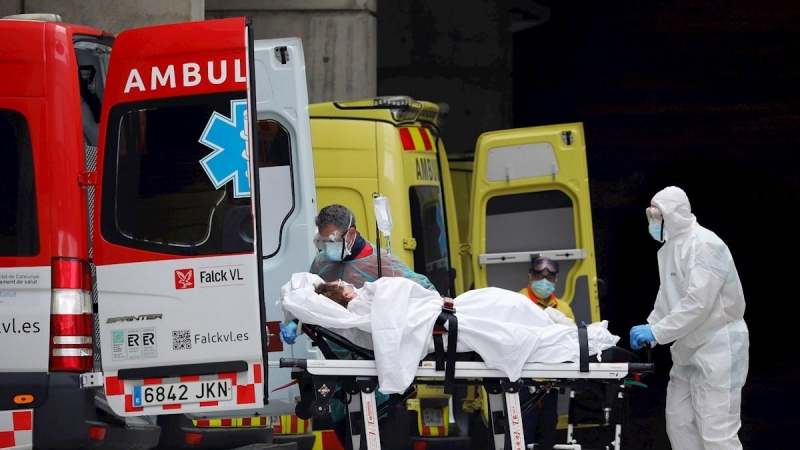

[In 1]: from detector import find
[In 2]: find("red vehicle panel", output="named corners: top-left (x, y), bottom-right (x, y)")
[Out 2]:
top-left (94, 17), bottom-right (252, 266)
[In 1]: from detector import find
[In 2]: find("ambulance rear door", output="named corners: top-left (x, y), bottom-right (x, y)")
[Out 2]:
top-left (468, 123), bottom-right (600, 324)
top-left (92, 18), bottom-right (268, 416)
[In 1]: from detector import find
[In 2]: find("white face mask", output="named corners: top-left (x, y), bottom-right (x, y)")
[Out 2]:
top-left (324, 241), bottom-right (346, 261)
top-left (648, 222), bottom-right (664, 242)
top-left (531, 279), bottom-right (555, 298)
top-left (646, 206), bottom-right (665, 242)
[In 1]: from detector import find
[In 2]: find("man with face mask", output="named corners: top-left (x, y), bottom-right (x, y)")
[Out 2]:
top-left (519, 256), bottom-right (575, 322)
top-left (517, 256), bottom-right (574, 449)
top-left (309, 204), bottom-right (436, 290)
top-left (301, 204), bottom-right (435, 449)
top-left (630, 186), bottom-right (749, 450)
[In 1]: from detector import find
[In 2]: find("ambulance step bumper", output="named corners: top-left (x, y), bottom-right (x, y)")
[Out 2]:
top-left (32, 373), bottom-right (160, 450)
top-left (154, 413), bottom-right (273, 449)
top-left (272, 433), bottom-right (316, 450)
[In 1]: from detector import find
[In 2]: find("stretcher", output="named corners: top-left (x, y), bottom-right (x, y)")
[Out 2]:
top-left (273, 322), bottom-right (654, 450)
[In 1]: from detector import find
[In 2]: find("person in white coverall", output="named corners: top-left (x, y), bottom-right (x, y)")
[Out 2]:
top-left (629, 186), bottom-right (749, 450)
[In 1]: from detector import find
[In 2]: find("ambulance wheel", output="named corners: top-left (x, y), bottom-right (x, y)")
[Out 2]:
top-left (296, 401), bottom-right (312, 420)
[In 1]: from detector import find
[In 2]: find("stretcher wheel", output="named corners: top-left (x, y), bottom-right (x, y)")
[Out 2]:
top-left (310, 401), bottom-right (329, 418)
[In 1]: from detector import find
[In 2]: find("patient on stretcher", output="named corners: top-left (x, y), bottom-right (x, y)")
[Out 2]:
top-left (281, 273), bottom-right (620, 394)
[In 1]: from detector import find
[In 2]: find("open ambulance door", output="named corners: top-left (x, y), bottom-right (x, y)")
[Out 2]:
top-left (468, 123), bottom-right (600, 324)
top-left (92, 18), bottom-right (268, 417)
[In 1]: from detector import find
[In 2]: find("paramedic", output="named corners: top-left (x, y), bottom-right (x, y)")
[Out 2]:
top-left (308, 204), bottom-right (434, 449)
top-left (310, 203), bottom-right (436, 289)
top-left (518, 256), bottom-right (574, 449)
top-left (279, 204), bottom-right (436, 344)
top-left (630, 186), bottom-right (749, 450)
top-left (519, 256), bottom-right (575, 322)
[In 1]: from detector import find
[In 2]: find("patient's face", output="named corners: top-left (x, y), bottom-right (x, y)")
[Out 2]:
top-left (330, 280), bottom-right (356, 300)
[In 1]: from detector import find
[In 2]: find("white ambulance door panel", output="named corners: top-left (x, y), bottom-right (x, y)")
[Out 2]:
top-left (468, 123), bottom-right (600, 324)
top-left (251, 39), bottom-right (319, 413)
top-left (93, 18), bottom-right (267, 416)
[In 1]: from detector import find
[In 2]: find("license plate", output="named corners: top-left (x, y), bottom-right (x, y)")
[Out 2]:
top-left (132, 379), bottom-right (232, 407)
top-left (421, 408), bottom-right (444, 427)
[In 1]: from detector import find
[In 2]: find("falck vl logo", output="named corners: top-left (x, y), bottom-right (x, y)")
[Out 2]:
top-left (175, 269), bottom-right (195, 290)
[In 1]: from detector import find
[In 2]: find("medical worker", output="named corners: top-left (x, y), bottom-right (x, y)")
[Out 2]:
top-left (518, 256), bottom-right (574, 449)
top-left (310, 203), bottom-right (436, 290)
top-left (280, 204), bottom-right (437, 344)
top-left (519, 256), bottom-right (576, 322)
top-left (288, 204), bottom-right (435, 449)
top-left (630, 186), bottom-right (749, 450)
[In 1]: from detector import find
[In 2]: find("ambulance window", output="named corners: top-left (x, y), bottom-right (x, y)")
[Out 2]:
top-left (101, 93), bottom-right (254, 256)
top-left (0, 110), bottom-right (39, 257)
top-left (409, 186), bottom-right (450, 294)
top-left (484, 190), bottom-right (575, 291)
top-left (256, 119), bottom-right (294, 257)
top-left (74, 39), bottom-right (111, 148)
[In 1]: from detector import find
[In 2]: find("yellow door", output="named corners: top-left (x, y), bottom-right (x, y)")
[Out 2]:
top-left (468, 123), bottom-right (600, 324)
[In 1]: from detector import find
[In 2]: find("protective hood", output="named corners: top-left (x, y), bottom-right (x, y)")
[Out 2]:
top-left (651, 186), bottom-right (696, 241)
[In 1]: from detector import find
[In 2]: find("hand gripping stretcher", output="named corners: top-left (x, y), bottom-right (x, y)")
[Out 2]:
top-left (274, 303), bottom-right (655, 450)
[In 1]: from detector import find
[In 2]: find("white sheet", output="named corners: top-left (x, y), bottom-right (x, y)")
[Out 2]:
top-left (280, 273), bottom-right (620, 394)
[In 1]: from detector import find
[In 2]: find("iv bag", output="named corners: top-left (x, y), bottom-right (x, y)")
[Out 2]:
top-left (373, 195), bottom-right (394, 236)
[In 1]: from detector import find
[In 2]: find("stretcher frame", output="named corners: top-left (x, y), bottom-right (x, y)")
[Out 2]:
top-left (274, 357), bottom-right (654, 450)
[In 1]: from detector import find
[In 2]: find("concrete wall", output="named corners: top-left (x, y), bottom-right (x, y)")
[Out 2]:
top-left (377, 0), bottom-right (514, 155)
top-left (1, 0), bottom-right (513, 155)
top-left (0, 0), bottom-right (21, 18)
top-left (2, 0), bottom-right (203, 34)
top-left (206, 0), bottom-right (377, 104)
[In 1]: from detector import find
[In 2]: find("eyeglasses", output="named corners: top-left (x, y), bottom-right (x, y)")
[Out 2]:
top-left (313, 230), bottom-right (345, 250)
top-left (530, 259), bottom-right (559, 278)
top-left (646, 206), bottom-right (662, 223)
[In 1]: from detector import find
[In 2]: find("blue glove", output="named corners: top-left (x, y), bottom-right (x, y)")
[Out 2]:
top-left (279, 322), bottom-right (298, 345)
top-left (629, 325), bottom-right (655, 350)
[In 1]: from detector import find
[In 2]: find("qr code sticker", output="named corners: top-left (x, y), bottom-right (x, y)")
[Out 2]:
top-left (172, 330), bottom-right (191, 350)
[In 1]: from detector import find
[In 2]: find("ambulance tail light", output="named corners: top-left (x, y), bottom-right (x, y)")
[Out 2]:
top-left (49, 258), bottom-right (93, 372)
top-left (89, 425), bottom-right (107, 441)
top-left (185, 432), bottom-right (204, 445)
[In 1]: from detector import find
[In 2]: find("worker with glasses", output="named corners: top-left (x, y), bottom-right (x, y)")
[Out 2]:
top-left (517, 255), bottom-right (574, 450)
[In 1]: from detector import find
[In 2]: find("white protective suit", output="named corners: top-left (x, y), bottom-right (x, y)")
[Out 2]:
top-left (647, 186), bottom-right (749, 450)
top-left (281, 273), bottom-right (619, 394)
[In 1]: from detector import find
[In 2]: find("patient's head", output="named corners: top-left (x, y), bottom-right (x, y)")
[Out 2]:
top-left (314, 280), bottom-right (357, 308)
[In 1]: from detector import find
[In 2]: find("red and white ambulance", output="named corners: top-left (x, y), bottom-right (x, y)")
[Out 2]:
top-left (0, 14), bottom-right (318, 450)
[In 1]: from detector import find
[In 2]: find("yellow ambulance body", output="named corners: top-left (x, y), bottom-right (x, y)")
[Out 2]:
top-left (308, 96), bottom-right (603, 445)
top-left (309, 96), bottom-right (600, 325)
top-left (309, 97), bottom-right (463, 296)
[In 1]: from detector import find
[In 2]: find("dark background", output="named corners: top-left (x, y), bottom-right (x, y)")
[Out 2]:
top-left (511, 0), bottom-right (799, 448)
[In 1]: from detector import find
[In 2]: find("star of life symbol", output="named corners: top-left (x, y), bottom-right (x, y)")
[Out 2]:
top-left (199, 99), bottom-right (251, 198)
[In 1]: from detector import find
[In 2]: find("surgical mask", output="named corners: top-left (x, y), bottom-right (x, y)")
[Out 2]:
top-left (648, 222), bottom-right (664, 242)
top-left (319, 214), bottom-right (355, 260)
top-left (531, 279), bottom-right (555, 299)
top-left (324, 241), bottom-right (346, 261)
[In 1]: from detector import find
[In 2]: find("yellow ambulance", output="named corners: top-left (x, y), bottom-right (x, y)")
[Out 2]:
top-left (308, 95), bottom-right (603, 447)
top-left (309, 95), bottom-right (600, 322)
